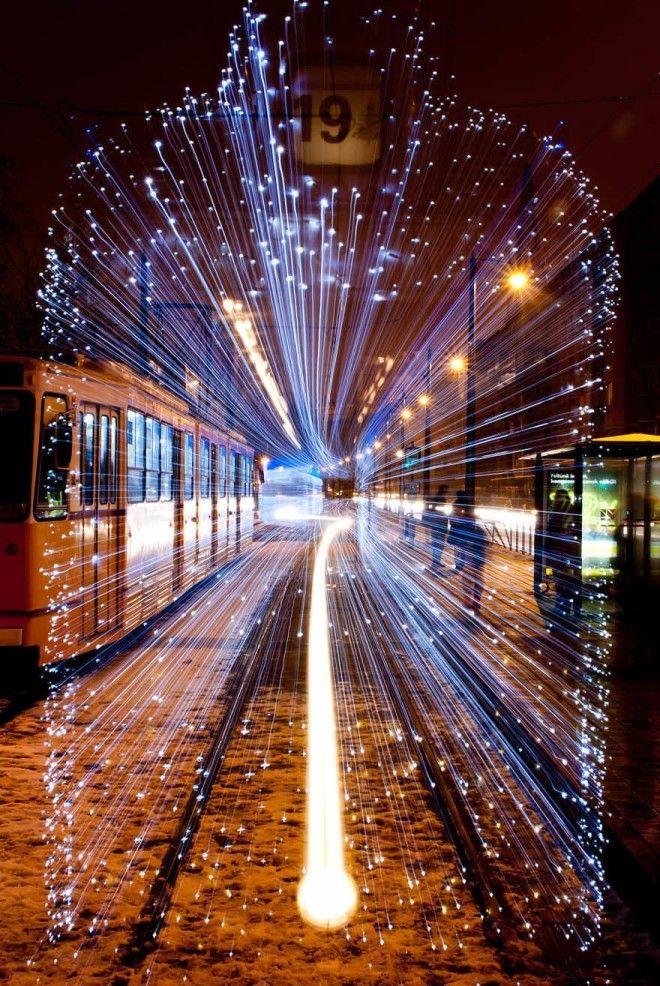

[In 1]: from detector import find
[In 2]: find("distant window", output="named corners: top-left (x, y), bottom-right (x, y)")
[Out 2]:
top-left (35, 394), bottom-right (69, 519)
top-left (99, 414), bottom-right (109, 504)
top-left (81, 411), bottom-right (95, 507)
top-left (160, 424), bottom-right (173, 501)
top-left (0, 390), bottom-right (34, 522)
top-left (184, 432), bottom-right (194, 500)
top-left (145, 416), bottom-right (161, 502)
top-left (127, 409), bottom-right (145, 503)
top-left (200, 437), bottom-right (211, 498)
top-left (109, 415), bottom-right (118, 504)
top-left (219, 446), bottom-right (227, 497)
top-left (210, 444), bottom-right (218, 502)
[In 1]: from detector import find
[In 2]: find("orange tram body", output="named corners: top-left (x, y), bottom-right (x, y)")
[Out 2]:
top-left (0, 354), bottom-right (256, 673)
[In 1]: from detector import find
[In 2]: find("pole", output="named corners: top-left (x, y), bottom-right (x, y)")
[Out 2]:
top-left (138, 251), bottom-right (150, 376)
top-left (385, 407), bottom-right (391, 495)
top-left (465, 252), bottom-right (477, 502)
top-left (423, 345), bottom-right (432, 500)
top-left (399, 395), bottom-right (406, 498)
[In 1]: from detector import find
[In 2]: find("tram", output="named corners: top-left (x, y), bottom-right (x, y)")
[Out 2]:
top-left (322, 476), bottom-right (355, 499)
top-left (0, 353), bottom-right (256, 674)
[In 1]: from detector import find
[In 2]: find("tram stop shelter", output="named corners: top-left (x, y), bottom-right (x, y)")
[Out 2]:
top-left (534, 434), bottom-right (660, 667)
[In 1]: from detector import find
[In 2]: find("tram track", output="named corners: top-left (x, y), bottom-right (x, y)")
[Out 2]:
top-left (0, 514), bottom-right (655, 983)
top-left (133, 518), bottom-right (560, 982)
top-left (341, 534), bottom-right (597, 972)
top-left (142, 528), bottom-right (515, 985)
top-left (0, 516), bottom-right (596, 982)
top-left (117, 550), bottom-right (311, 972)
top-left (334, 563), bottom-right (537, 975)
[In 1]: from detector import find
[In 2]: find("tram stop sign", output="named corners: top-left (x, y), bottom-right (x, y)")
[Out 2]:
top-left (403, 445), bottom-right (421, 470)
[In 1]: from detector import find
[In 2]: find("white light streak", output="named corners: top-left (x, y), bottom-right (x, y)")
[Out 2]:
top-left (297, 516), bottom-right (357, 930)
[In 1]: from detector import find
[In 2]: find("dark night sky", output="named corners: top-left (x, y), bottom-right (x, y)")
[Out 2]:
top-left (2, 0), bottom-right (659, 256)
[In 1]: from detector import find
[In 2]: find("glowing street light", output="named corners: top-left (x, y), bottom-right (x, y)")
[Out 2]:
top-left (507, 269), bottom-right (530, 292)
top-left (449, 355), bottom-right (466, 374)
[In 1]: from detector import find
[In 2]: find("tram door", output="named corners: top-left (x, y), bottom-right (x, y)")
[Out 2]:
top-left (172, 429), bottom-right (184, 592)
top-left (80, 404), bottom-right (120, 639)
top-left (210, 444), bottom-right (218, 566)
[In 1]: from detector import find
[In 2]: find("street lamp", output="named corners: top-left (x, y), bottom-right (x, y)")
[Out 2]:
top-left (465, 253), bottom-right (529, 501)
top-left (399, 398), bottom-right (408, 496)
top-left (421, 344), bottom-right (432, 500)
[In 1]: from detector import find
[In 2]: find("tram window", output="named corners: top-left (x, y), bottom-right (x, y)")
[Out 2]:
top-left (200, 438), bottom-right (211, 498)
top-left (184, 432), bottom-right (194, 499)
top-left (35, 394), bottom-right (69, 520)
top-left (160, 424), bottom-right (173, 501)
top-left (99, 415), bottom-right (109, 504)
top-left (109, 416), bottom-right (118, 503)
top-left (210, 444), bottom-right (218, 501)
top-left (0, 390), bottom-right (34, 522)
top-left (127, 409), bottom-right (145, 503)
top-left (219, 447), bottom-right (227, 497)
top-left (81, 411), bottom-right (95, 508)
top-left (230, 450), bottom-right (239, 495)
top-left (145, 416), bottom-right (161, 502)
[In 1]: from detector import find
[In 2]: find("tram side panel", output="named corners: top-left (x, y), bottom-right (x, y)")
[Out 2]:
top-left (1, 356), bottom-right (255, 672)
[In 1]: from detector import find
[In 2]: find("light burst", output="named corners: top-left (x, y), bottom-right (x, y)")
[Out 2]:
top-left (33, 0), bottom-right (619, 976)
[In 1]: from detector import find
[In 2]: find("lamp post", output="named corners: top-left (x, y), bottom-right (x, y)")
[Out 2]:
top-left (464, 253), bottom-right (529, 503)
top-left (423, 346), bottom-right (432, 501)
top-left (399, 396), bottom-right (408, 498)
top-left (465, 252), bottom-right (478, 503)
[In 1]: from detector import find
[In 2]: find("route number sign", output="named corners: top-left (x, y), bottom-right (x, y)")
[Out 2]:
top-left (292, 67), bottom-right (381, 167)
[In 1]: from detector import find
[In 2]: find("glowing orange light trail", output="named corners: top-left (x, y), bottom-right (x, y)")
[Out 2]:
top-left (297, 516), bottom-right (358, 930)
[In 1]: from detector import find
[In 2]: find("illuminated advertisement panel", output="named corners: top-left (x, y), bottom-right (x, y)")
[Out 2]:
top-left (582, 465), bottom-right (624, 580)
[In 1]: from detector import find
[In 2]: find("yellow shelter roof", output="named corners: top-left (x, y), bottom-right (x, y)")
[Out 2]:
top-left (592, 433), bottom-right (660, 443)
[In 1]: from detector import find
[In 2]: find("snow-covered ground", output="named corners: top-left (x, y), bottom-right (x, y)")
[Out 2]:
top-left (0, 516), bottom-right (658, 984)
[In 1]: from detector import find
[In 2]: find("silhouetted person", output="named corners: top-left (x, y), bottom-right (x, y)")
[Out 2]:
top-left (447, 490), bottom-right (470, 570)
top-left (462, 504), bottom-right (488, 615)
top-left (402, 478), bottom-right (418, 544)
top-left (422, 485), bottom-right (449, 572)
